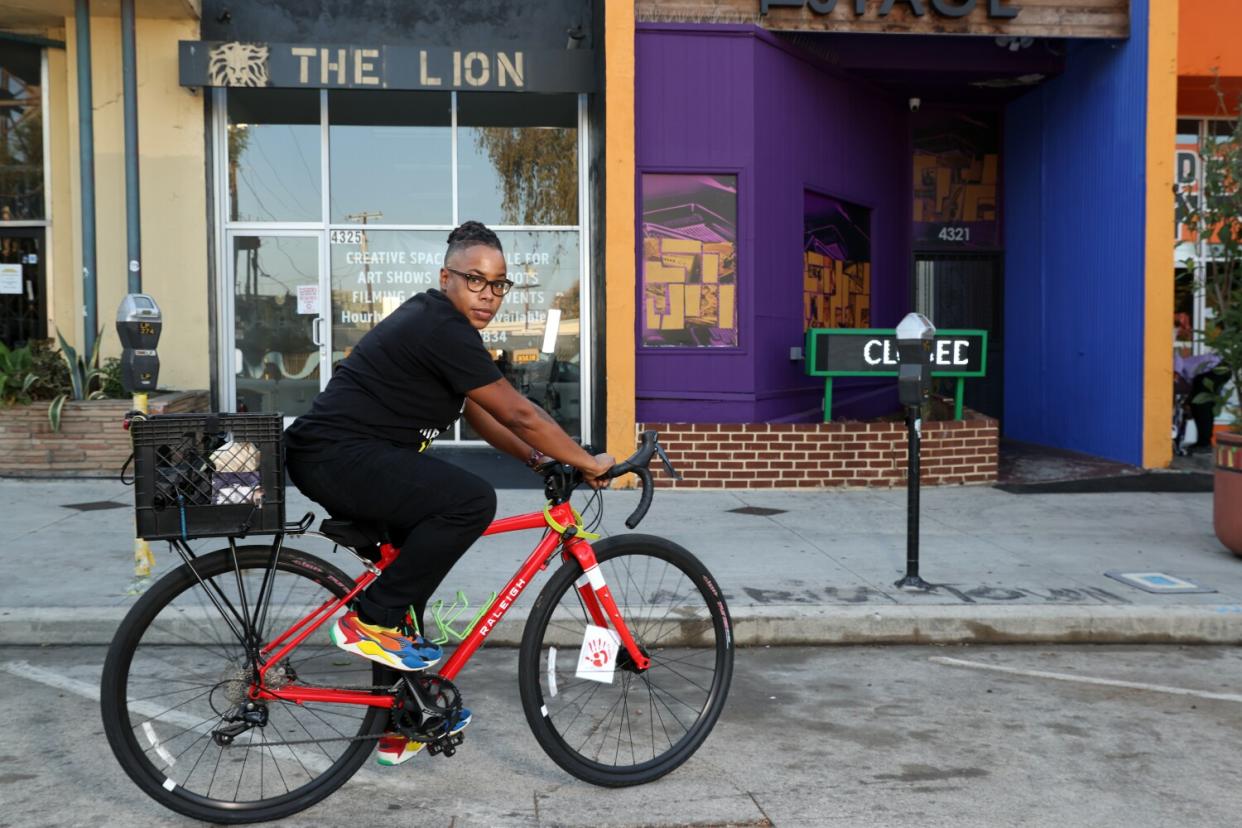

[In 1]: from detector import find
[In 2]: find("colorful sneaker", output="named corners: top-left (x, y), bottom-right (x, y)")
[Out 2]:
top-left (375, 708), bottom-right (472, 767)
top-left (330, 611), bottom-right (442, 671)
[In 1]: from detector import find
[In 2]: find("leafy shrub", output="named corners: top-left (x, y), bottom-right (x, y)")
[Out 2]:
top-left (27, 339), bottom-right (71, 401)
top-left (0, 342), bottom-right (36, 406)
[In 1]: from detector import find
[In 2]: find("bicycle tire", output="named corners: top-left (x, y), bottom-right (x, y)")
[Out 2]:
top-left (101, 546), bottom-right (388, 824)
top-left (517, 534), bottom-right (733, 786)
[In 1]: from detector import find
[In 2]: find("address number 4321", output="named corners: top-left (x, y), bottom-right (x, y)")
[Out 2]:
top-left (937, 226), bottom-right (971, 242)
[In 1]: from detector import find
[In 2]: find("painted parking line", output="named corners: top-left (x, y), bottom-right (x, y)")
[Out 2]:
top-left (0, 660), bottom-right (404, 789)
top-left (930, 656), bottom-right (1242, 704)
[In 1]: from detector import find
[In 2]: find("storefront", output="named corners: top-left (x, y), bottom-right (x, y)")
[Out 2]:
top-left (0, 39), bottom-right (48, 349)
top-left (3, 0), bottom-right (1192, 478)
top-left (1174, 0), bottom-right (1242, 439)
top-left (185, 2), bottom-right (603, 445)
top-left (620, 0), bottom-right (1178, 471)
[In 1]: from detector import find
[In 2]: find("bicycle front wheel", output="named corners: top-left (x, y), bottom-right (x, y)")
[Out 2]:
top-left (100, 545), bottom-right (388, 824)
top-left (517, 534), bottom-right (733, 786)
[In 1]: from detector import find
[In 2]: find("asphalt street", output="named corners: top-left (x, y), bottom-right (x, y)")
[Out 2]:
top-left (3, 644), bottom-right (1242, 827)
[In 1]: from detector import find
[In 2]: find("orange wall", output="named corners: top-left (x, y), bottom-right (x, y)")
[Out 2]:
top-left (1179, 0), bottom-right (1242, 77)
top-left (1179, 0), bottom-right (1242, 114)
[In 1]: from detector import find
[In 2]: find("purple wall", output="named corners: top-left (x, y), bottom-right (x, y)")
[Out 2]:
top-left (635, 25), bottom-right (910, 423)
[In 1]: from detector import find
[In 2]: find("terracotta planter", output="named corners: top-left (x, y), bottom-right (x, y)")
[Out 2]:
top-left (1215, 431), bottom-right (1242, 556)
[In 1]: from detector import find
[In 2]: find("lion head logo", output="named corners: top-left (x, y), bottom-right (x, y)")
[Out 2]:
top-left (208, 42), bottom-right (270, 87)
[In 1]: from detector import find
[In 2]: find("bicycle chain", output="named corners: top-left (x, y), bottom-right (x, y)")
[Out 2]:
top-left (216, 683), bottom-right (396, 749)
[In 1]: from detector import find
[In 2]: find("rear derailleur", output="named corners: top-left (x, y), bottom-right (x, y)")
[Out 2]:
top-left (212, 701), bottom-right (269, 746)
top-left (391, 673), bottom-right (467, 757)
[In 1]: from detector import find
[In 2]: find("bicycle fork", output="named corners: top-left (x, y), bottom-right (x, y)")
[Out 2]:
top-left (563, 535), bottom-right (651, 672)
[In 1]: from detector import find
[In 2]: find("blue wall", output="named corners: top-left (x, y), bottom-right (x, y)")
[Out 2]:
top-left (1003, 1), bottom-right (1149, 464)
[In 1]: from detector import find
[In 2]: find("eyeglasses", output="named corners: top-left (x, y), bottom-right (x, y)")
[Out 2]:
top-left (445, 267), bottom-right (515, 297)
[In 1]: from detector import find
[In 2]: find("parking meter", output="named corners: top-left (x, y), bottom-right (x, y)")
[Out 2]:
top-left (896, 313), bottom-right (936, 408)
top-left (116, 294), bottom-right (162, 393)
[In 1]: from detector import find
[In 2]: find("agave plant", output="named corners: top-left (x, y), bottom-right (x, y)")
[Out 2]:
top-left (0, 341), bottom-right (37, 406)
top-left (48, 328), bottom-right (105, 432)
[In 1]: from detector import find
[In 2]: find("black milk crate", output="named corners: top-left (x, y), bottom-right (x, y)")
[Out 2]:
top-left (130, 413), bottom-right (285, 541)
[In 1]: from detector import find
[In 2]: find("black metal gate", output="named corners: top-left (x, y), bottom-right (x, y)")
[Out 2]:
top-left (0, 227), bottom-right (47, 347)
top-left (914, 252), bottom-right (1004, 420)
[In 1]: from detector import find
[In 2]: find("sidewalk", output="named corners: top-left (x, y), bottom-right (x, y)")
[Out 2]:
top-left (1, 473), bottom-right (1237, 646)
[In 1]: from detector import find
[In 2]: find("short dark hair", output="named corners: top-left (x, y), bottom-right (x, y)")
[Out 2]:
top-left (446, 220), bottom-right (503, 264)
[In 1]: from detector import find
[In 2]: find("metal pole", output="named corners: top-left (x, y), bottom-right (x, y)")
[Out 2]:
top-left (121, 0), bottom-right (141, 293)
top-left (895, 407), bottom-right (931, 591)
top-left (74, 0), bottom-right (97, 358)
top-left (119, 0), bottom-right (154, 585)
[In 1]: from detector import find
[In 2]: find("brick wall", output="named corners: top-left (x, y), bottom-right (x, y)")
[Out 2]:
top-left (0, 391), bottom-right (209, 478)
top-left (640, 412), bottom-right (999, 489)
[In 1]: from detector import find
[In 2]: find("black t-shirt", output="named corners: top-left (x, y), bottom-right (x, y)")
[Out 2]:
top-left (286, 289), bottom-right (502, 455)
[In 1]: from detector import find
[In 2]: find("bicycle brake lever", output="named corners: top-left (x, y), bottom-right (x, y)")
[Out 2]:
top-left (654, 442), bottom-right (682, 481)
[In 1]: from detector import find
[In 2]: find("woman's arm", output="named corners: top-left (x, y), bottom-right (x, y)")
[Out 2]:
top-left (465, 378), bottom-right (613, 480)
top-left (463, 398), bottom-right (537, 464)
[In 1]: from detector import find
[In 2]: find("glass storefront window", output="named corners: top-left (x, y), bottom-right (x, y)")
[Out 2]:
top-left (458, 93), bottom-right (577, 226)
top-left (329, 91), bottom-right (451, 225)
top-left (328, 230), bottom-right (444, 368)
top-left (912, 110), bottom-right (999, 249)
top-left (463, 230), bottom-right (581, 437)
top-left (330, 229), bottom-right (581, 437)
top-left (640, 174), bottom-right (738, 348)
top-left (804, 191), bottom-right (871, 331)
top-left (232, 235), bottom-right (321, 417)
top-left (227, 89), bottom-right (321, 222)
top-left (218, 90), bottom-right (588, 440)
top-left (0, 44), bottom-right (44, 221)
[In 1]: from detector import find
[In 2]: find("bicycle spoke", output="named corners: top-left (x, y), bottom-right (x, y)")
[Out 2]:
top-left (106, 546), bottom-right (384, 816)
top-left (259, 727), bottom-right (291, 797)
top-left (523, 542), bottom-right (731, 782)
top-left (647, 656), bottom-right (714, 696)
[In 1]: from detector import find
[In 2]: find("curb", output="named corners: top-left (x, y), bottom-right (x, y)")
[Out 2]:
top-left (6, 604), bottom-right (1242, 647)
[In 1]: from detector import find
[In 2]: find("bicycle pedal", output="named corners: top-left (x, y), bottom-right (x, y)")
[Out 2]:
top-left (426, 732), bottom-right (464, 758)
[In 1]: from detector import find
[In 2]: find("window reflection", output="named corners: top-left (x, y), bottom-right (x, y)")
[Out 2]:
top-left (227, 89), bottom-right (321, 222)
top-left (329, 91), bottom-right (451, 225)
top-left (329, 230), bottom-right (444, 368)
top-left (462, 230), bottom-right (581, 437)
top-left (458, 93), bottom-right (577, 226)
top-left (0, 44), bottom-right (44, 220)
top-left (233, 235), bottom-right (320, 417)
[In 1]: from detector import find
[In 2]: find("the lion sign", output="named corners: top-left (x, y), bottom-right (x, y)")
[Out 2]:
top-left (208, 42), bottom-right (270, 87)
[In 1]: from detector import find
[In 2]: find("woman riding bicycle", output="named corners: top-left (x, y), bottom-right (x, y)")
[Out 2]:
top-left (284, 221), bottom-right (613, 764)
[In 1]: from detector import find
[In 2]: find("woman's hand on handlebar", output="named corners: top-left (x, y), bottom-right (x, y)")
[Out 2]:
top-left (582, 452), bottom-right (616, 489)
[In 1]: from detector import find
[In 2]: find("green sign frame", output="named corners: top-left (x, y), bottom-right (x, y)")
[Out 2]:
top-left (804, 328), bottom-right (989, 422)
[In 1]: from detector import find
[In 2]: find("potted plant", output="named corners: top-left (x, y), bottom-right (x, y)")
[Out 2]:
top-left (1183, 86), bottom-right (1242, 555)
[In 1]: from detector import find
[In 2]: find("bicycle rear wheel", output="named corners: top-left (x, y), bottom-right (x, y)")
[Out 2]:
top-left (100, 545), bottom-right (388, 824)
top-left (517, 534), bottom-right (733, 786)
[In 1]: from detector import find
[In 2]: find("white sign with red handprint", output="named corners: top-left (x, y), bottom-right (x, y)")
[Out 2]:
top-left (575, 624), bottom-right (621, 684)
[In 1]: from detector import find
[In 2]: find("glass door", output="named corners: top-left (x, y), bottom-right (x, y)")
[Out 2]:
top-left (226, 231), bottom-right (326, 419)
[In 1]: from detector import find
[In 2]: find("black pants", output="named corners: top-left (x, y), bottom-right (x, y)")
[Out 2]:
top-left (286, 441), bottom-right (497, 633)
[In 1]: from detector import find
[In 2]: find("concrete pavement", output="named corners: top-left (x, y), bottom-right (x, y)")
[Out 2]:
top-left (1, 471), bottom-right (1239, 646)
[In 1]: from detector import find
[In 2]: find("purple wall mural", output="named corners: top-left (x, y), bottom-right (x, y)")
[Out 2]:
top-left (641, 174), bottom-right (739, 347)
top-left (635, 24), bottom-right (910, 423)
top-left (803, 191), bottom-right (871, 331)
top-left (912, 110), bottom-right (1001, 249)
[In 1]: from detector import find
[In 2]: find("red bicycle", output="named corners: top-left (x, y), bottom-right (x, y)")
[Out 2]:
top-left (100, 431), bottom-right (734, 824)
